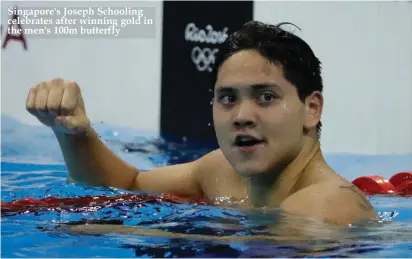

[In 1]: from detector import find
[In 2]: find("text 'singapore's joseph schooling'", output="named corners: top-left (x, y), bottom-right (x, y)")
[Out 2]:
top-left (4, 2), bottom-right (156, 38)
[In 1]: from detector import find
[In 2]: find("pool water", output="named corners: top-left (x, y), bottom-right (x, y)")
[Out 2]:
top-left (1, 116), bottom-right (412, 258)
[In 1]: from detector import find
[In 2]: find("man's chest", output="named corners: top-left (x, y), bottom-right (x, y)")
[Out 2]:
top-left (200, 168), bottom-right (248, 204)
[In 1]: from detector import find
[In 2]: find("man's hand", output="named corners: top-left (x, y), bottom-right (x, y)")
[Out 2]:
top-left (26, 78), bottom-right (90, 134)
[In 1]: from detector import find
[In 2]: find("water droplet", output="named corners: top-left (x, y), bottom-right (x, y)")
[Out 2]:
top-left (209, 89), bottom-right (213, 92)
top-left (208, 123), bottom-right (211, 126)
top-left (113, 131), bottom-right (118, 136)
top-left (182, 136), bottom-right (188, 142)
top-left (209, 101), bottom-right (213, 105)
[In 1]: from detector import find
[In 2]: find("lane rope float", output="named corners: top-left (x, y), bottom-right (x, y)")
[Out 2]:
top-left (1, 172), bottom-right (410, 216)
top-left (352, 171), bottom-right (412, 196)
top-left (0, 193), bottom-right (211, 216)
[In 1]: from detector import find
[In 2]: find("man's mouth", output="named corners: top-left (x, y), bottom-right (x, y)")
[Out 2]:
top-left (234, 135), bottom-right (265, 147)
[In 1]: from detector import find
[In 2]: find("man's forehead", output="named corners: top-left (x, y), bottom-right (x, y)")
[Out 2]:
top-left (219, 53), bottom-right (275, 75)
top-left (216, 50), bottom-right (285, 86)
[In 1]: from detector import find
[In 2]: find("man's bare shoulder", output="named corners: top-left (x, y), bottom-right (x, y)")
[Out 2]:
top-left (193, 149), bottom-right (246, 198)
top-left (194, 148), bottom-right (233, 172)
top-left (280, 179), bottom-right (379, 225)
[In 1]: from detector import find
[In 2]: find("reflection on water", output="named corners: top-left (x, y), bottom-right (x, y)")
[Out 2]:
top-left (2, 167), bottom-right (411, 257)
top-left (21, 194), bottom-right (407, 257)
top-left (49, 201), bottom-right (411, 258)
top-left (2, 169), bottom-right (410, 258)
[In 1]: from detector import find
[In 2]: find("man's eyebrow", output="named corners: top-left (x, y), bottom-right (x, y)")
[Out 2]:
top-left (215, 86), bottom-right (236, 93)
top-left (215, 83), bottom-right (281, 92)
top-left (250, 83), bottom-right (281, 91)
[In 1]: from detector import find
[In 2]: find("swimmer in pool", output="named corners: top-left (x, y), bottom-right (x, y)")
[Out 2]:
top-left (25, 21), bottom-right (378, 239)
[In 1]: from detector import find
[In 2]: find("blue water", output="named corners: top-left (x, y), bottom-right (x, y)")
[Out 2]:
top-left (1, 115), bottom-right (412, 257)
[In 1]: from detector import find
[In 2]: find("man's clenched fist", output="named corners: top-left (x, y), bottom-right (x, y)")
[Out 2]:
top-left (26, 78), bottom-right (90, 134)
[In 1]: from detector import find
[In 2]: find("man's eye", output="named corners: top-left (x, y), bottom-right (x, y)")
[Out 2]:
top-left (258, 92), bottom-right (276, 103)
top-left (219, 95), bottom-right (236, 104)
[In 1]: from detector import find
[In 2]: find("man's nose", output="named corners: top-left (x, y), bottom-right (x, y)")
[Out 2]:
top-left (233, 101), bottom-right (257, 129)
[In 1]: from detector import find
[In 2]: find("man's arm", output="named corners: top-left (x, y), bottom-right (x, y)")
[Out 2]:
top-left (55, 127), bottom-right (205, 197)
top-left (55, 128), bottom-right (137, 189)
top-left (26, 78), bottom-right (204, 197)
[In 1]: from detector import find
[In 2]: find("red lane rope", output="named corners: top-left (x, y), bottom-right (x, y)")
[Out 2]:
top-left (389, 172), bottom-right (412, 195)
top-left (0, 194), bottom-right (211, 215)
top-left (1, 172), bottom-right (410, 215)
top-left (352, 172), bottom-right (412, 196)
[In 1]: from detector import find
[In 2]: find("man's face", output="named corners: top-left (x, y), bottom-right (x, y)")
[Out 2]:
top-left (212, 49), bottom-right (321, 177)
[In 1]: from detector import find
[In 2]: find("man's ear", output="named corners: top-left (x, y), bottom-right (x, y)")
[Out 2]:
top-left (303, 91), bottom-right (323, 131)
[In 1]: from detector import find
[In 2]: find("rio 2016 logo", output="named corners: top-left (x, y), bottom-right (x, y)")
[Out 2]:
top-left (184, 23), bottom-right (228, 73)
top-left (190, 47), bottom-right (218, 72)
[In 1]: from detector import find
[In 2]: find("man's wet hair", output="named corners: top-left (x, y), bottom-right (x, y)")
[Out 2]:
top-left (212, 21), bottom-right (323, 138)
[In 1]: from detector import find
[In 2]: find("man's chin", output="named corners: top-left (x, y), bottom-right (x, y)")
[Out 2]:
top-left (233, 162), bottom-right (269, 177)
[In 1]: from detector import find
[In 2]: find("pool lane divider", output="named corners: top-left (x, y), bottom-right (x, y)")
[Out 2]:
top-left (0, 194), bottom-right (212, 216)
top-left (1, 172), bottom-right (411, 216)
top-left (352, 171), bottom-right (412, 196)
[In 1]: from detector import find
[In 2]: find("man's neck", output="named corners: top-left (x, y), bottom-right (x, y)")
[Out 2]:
top-left (246, 137), bottom-right (321, 208)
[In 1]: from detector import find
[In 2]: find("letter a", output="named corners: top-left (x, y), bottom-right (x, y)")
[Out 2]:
top-left (2, 6), bottom-right (28, 50)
